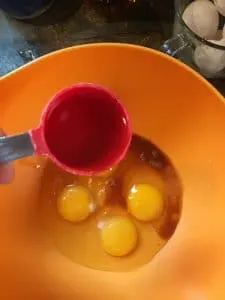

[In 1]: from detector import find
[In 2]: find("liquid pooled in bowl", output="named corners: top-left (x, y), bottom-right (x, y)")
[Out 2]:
top-left (38, 134), bottom-right (182, 272)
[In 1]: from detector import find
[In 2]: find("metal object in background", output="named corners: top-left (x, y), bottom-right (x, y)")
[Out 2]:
top-left (0, 0), bottom-right (54, 19)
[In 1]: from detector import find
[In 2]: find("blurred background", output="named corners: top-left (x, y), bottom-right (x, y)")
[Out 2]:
top-left (0, 0), bottom-right (173, 73)
top-left (0, 0), bottom-right (224, 93)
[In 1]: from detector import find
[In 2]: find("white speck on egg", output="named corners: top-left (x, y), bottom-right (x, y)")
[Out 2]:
top-left (194, 39), bottom-right (225, 76)
top-left (97, 220), bottom-right (106, 230)
top-left (182, 0), bottom-right (219, 39)
top-left (89, 202), bottom-right (96, 212)
top-left (214, 0), bottom-right (225, 16)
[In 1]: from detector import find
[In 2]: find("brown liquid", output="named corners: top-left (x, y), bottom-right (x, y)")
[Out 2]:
top-left (38, 135), bottom-right (182, 272)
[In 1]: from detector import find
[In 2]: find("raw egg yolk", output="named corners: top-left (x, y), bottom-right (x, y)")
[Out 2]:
top-left (127, 184), bottom-right (163, 222)
top-left (58, 185), bottom-right (94, 222)
top-left (100, 216), bottom-right (138, 257)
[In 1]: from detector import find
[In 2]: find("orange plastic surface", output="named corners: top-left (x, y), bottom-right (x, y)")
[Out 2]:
top-left (0, 43), bottom-right (225, 300)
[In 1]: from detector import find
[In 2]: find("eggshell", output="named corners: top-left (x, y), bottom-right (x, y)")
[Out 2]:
top-left (213, 0), bottom-right (225, 16)
top-left (194, 39), bottom-right (225, 76)
top-left (182, 0), bottom-right (219, 39)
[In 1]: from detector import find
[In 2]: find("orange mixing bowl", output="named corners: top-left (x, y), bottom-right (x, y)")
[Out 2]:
top-left (0, 43), bottom-right (225, 300)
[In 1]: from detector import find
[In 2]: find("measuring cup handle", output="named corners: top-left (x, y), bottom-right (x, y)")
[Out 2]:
top-left (160, 33), bottom-right (189, 57)
top-left (0, 133), bottom-right (34, 164)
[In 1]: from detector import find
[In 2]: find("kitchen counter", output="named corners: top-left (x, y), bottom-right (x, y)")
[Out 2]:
top-left (0, 0), bottom-right (172, 72)
top-left (0, 0), bottom-right (224, 95)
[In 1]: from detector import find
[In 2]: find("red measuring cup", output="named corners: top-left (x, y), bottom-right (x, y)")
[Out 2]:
top-left (0, 83), bottom-right (132, 175)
